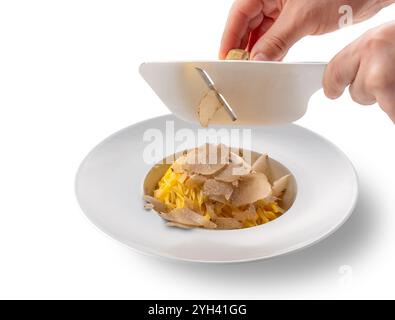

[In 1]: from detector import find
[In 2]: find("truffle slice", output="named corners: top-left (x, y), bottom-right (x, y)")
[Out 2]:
top-left (203, 179), bottom-right (234, 201)
top-left (215, 152), bottom-right (251, 183)
top-left (252, 153), bottom-right (269, 176)
top-left (272, 174), bottom-right (291, 197)
top-left (197, 90), bottom-right (222, 128)
top-left (172, 155), bottom-right (188, 174)
top-left (233, 205), bottom-right (259, 223)
top-left (209, 194), bottom-right (229, 204)
top-left (144, 203), bottom-right (154, 210)
top-left (183, 144), bottom-right (229, 176)
top-left (205, 202), bottom-right (218, 220)
top-left (160, 208), bottom-right (217, 229)
top-left (214, 218), bottom-right (243, 230)
top-left (143, 195), bottom-right (167, 213)
top-left (185, 174), bottom-right (207, 188)
top-left (166, 222), bottom-right (194, 229)
top-left (231, 172), bottom-right (272, 207)
top-left (184, 198), bottom-right (203, 215)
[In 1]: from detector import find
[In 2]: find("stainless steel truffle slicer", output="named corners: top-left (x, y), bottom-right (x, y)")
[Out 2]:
top-left (195, 67), bottom-right (237, 122)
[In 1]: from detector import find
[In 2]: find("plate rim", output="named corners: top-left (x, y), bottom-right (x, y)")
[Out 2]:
top-left (75, 114), bottom-right (359, 264)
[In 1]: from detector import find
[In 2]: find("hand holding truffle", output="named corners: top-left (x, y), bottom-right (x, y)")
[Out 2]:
top-left (220, 0), bottom-right (395, 123)
top-left (219, 0), bottom-right (392, 61)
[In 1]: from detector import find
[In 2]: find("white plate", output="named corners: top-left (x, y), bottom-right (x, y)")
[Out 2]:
top-left (75, 115), bottom-right (358, 263)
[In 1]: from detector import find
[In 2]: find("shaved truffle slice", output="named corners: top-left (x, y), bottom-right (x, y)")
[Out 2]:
top-left (144, 203), bottom-right (154, 210)
top-left (178, 173), bottom-right (188, 183)
top-left (172, 155), bottom-right (188, 174)
top-left (166, 222), bottom-right (194, 229)
top-left (205, 202), bottom-right (218, 220)
top-left (183, 144), bottom-right (229, 176)
top-left (197, 90), bottom-right (222, 128)
top-left (252, 153), bottom-right (269, 175)
top-left (231, 172), bottom-right (272, 207)
top-left (215, 152), bottom-right (251, 183)
top-left (233, 205), bottom-right (259, 222)
top-left (214, 218), bottom-right (243, 230)
top-left (203, 179), bottom-right (233, 201)
top-left (143, 195), bottom-right (167, 213)
top-left (226, 49), bottom-right (250, 61)
top-left (160, 208), bottom-right (217, 229)
top-left (185, 174), bottom-right (207, 188)
top-left (184, 198), bottom-right (203, 214)
top-left (272, 174), bottom-right (291, 197)
top-left (209, 194), bottom-right (229, 204)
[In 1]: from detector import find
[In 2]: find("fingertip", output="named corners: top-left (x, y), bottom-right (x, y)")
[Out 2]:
top-left (323, 85), bottom-right (343, 100)
top-left (250, 35), bottom-right (288, 62)
top-left (218, 40), bottom-right (229, 60)
top-left (323, 82), bottom-right (339, 99)
top-left (219, 44), bottom-right (232, 60)
top-left (322, 68), bottom-right (343, 100)
top-left (325, 92), bottom-right (342, 100)
top-left (251, 53), bottom-right (269, 61)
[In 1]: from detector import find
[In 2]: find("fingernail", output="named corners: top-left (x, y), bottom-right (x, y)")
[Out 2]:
top-left (252, 53), bottom-right (269, 61)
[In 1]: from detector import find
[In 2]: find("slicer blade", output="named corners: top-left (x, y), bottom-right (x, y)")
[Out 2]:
top-left (195, 67), bottom-right (237, 122)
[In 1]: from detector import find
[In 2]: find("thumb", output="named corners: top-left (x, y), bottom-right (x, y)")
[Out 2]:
top-left (251, 12), bottom-right (307, 61)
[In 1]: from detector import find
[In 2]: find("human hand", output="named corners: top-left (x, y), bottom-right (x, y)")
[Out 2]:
top-left (219, 0), bottom-right (395, 61)
top-left (324, 22), bottom-right (395, 123)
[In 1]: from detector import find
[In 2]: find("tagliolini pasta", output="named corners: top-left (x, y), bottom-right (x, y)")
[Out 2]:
top-left (144, 144), bottom-right (292, 230)
top-left (154, 166), bottom-right (284, 229)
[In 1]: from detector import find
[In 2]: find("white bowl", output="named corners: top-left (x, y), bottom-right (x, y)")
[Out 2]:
top-left (75, 115), bottom-right (358, 263)
top-left (139, 61), bottom-right (327, 125)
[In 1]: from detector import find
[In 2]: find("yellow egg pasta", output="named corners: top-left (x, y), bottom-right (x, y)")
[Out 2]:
top-left (154, 165), bottom-right (284, 229)
top-left (144, 144), bottom-right (292, 230)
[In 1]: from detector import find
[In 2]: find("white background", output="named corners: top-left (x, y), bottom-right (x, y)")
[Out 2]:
top-left (0, 0), bottom-right (394, 300)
